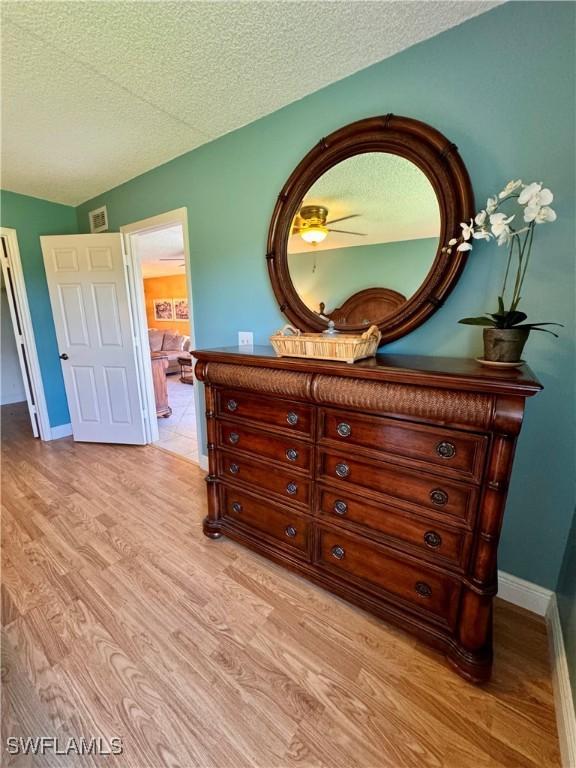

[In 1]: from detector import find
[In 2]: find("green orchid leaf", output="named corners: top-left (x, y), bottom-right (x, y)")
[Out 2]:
top-left (497, 296), bottom-right (505, 314)
top-left (458, 317), bottom-right (496, 326)
top-left (523, 327), bottom-right (560, 337)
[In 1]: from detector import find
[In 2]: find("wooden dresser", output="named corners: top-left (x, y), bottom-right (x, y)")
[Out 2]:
top-left (194, 347), bottom-right (541, 682)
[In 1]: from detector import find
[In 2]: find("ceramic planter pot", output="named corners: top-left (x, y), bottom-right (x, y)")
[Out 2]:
top-left (483, 327), bottom-right (530, 363)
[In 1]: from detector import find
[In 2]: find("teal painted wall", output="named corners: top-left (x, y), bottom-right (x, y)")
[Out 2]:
top-left (557, 509), bottom-right (576, 705)
top-left (70, 1), bottom-right (574, 589)
top-left (0, 190), bottom-right (76, 427)
top-left (289, 238), bottom-right (437, 313)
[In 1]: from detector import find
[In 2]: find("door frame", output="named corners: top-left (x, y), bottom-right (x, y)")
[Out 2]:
top-left (0, 227), bottom-right (51, 440)
top-left (121, 208), bottom-right (199, 449)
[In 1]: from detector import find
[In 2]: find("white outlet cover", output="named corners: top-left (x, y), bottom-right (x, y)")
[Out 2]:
top-left (238, 331), bottom-right (254, 347)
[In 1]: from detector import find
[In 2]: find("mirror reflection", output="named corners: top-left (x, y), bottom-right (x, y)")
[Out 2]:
top-left (287, 152), bottom-right (441, 327)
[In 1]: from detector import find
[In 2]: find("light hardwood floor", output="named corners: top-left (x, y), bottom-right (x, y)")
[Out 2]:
top-left (1, 402), bottom-right (560, 767)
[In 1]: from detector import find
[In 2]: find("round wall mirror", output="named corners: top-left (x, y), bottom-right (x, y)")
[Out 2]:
top-left (267, 115), bottom-right (474, 343)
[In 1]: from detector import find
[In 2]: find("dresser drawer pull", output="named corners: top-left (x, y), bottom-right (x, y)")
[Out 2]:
top-left (226, 398), bottom-right (238, 412)
top-left (331, 545), bottom-right (345, 560)
top-left (424, 531), bottom-right (442, 548)
top-left (436, 441), bottom-right (456, 459)
top-left (231, 502), bottom-right (243, 514)
top-left (228, 432), bottom-right (240, 445)
top-left (229, 463), bottom-right (240, 475)
top-left (415, 581), bottom-right (432, 598)
top-left (337, 422), bottom-right (352, 438)
top-left (286, 411), bottom-right (299, 426)
top-left (285, 525), bottom-right (297, 538)
top-left (430, 488), bottom-right (448, 506)
top-left (286, 481), bottom-right (298, 495)
top-left (335, 462), bottom-right (350, 479)
top-left (286, 448), bottom-right (299, 462)
top-left (333, 499), bottom-right (348, 515)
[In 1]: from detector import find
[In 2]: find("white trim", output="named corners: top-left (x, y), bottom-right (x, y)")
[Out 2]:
top-left (547, 595), bottom-right (576, 768)
top-left (199, 454), bottom-right (209, 471)
top-left (497, 570), bottom-right (553, 616)
top-left (0, 228), bottom-right (51, 441)
top-left (49, 422), bottom-right (73, 440)
top-left (121, 208), bottom-right (201, 448)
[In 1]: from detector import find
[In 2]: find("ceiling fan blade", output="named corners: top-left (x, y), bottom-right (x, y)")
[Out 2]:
top-left (325, 214), bottom-right (360, 225)
top-left (159, 257), bottom-right (185, 260)
top-left (328, 228), bottom-right (366, 236)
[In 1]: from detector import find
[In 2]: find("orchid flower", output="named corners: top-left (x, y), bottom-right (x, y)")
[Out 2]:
top-left (499, 179), bottom-right (522, 199)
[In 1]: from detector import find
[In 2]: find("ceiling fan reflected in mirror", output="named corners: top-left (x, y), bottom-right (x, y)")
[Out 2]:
top-left (291, 205), bottom-right (366, 246)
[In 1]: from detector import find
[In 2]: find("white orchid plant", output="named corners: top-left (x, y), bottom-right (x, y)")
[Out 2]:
top-left (444, 179), bottom-right (562, 336)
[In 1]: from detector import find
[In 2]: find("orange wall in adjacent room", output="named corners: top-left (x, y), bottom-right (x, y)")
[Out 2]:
top-left (144, 275), bottom-right (190, 336)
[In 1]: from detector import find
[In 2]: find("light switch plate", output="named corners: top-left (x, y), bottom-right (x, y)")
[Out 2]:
top-left (238, 331), bottom-right (254, 347)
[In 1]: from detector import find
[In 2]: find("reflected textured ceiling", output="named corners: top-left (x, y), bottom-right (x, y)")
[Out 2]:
top-left (137, 225), bottom-right (185, 278)
top-left (1, 1), bottom-right (500, 205)
top-left (289, 153), bottom-right (440, 254)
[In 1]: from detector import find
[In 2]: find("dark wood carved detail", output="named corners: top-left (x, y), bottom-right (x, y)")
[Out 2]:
top-left (319, 287), bottom-right (407, 326)
top-left (194, 348), bottom-right (541, 684)
top-left (266, 115), bottom-right (474, 341)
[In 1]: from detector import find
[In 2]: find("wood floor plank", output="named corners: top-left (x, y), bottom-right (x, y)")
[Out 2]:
top-left (1, 403), bottom-right (561, 767)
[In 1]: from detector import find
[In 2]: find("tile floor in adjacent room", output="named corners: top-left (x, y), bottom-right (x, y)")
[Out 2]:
top-left (155, 375), bottom-right (199, 463)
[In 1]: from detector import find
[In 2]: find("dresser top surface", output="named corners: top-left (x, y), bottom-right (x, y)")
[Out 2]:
top-left (193, 346), bottom-right (542, 397)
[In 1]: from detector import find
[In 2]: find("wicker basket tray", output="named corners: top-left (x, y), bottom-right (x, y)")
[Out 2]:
top-left (270, 324), bottom-right (381, 364)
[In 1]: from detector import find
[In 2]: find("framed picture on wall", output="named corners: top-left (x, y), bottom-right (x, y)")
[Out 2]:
top-left (173, 298), bottom-right (189, 321)
top-left (153, 299), bottom-right (174, 322)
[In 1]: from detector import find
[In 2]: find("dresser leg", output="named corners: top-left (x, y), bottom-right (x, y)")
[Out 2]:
top-left (203, 517), bottom-right (223, 539)
top-left (447, 593), bottom-right (494, 683)
top-left (446, 641), bottom-right (492, 684)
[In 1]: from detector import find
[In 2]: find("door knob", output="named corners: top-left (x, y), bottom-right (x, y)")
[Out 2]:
top-left (59, 353), bottom-right (69, 360)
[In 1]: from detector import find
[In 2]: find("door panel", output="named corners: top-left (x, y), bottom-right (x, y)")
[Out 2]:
top-left (41, 234), bottom-right (146, 444)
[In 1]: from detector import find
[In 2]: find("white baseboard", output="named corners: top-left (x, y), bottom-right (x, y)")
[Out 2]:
top-left (48, 422), bottom-right (73, 440)
top-left (547, 595), bottom-right (576, 768)
top-left (199, 454), bottom-right (208, 471)
top-left (497, 570), bottom-right (553, 616)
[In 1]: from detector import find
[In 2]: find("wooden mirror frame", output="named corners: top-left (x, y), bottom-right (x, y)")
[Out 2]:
top-left (266, 115), bottom-right (474, 343)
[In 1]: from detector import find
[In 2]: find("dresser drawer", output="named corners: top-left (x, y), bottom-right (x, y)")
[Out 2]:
top-left (318, 488), bottom-right (469, 568)
top-left (216, 389), bottom-right (313, 437)
top-left (320, 409), bottom-right (487, 482)
top-left (316, 527), bottom-right (461, 628)
top-left (319, 449), bottom-right (477, 521)
top-left (221, 487), bottom-right (309, 556)
top-left (218, 451), bottom-right (311, 509)
top-left (218, 421), bottom-right (311, 473)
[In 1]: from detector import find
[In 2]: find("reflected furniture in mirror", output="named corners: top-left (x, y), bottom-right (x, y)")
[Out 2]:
top-left (319, 287), bottom-right (407, 326)
top-left (194, 115), bottom-right (542, 682)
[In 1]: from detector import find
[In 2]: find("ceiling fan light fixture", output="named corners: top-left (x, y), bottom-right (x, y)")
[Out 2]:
top-left (300, 225), bottom-right (328, 245)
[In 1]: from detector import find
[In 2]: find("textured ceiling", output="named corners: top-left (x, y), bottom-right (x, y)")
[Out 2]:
top-left (288, 153), bottom-right (440, 254)
top-left (1, 1), bottom-right (500, 205)
top-left (136, 225), bottom-right (185, 278)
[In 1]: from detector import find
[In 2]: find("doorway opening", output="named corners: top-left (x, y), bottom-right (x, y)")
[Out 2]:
top-left (0, 228), bottom-right (50, 440)
top-left (122, 210), bottom-right (200, 464)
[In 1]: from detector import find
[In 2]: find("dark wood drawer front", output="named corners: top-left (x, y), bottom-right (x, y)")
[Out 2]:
top-left (316, 527), bottom-right (461, 627)
top-left (221, 487), bottom-right (308, 554)
top-left (218, 422), bottom-right (311, 472)
top-left (218, 452), bottom-right (310, 508)
top-left (318, 489), bottom-right (467, 567)
top-left (319, 450), bottom-right (476, 521)
top-left (321, 409), bottom-right (487, 481)
top-left (216, 389), bottom-right (312, 437)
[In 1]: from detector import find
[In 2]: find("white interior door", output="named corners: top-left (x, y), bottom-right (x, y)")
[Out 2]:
top-left (40, 234), bottom-right (146, 444)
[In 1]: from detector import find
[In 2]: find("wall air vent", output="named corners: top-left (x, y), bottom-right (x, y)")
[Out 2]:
top-left (89, 206), bottom-right (108, 233)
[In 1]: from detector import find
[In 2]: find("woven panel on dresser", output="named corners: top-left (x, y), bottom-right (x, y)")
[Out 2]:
top-left (314, 375), bottom-right (493, 428)
top-left (206, 363), bottom-right (312, 400)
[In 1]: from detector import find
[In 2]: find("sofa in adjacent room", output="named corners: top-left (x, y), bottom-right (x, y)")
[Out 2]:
top-left (148, 329), bottom-right (191, 374)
